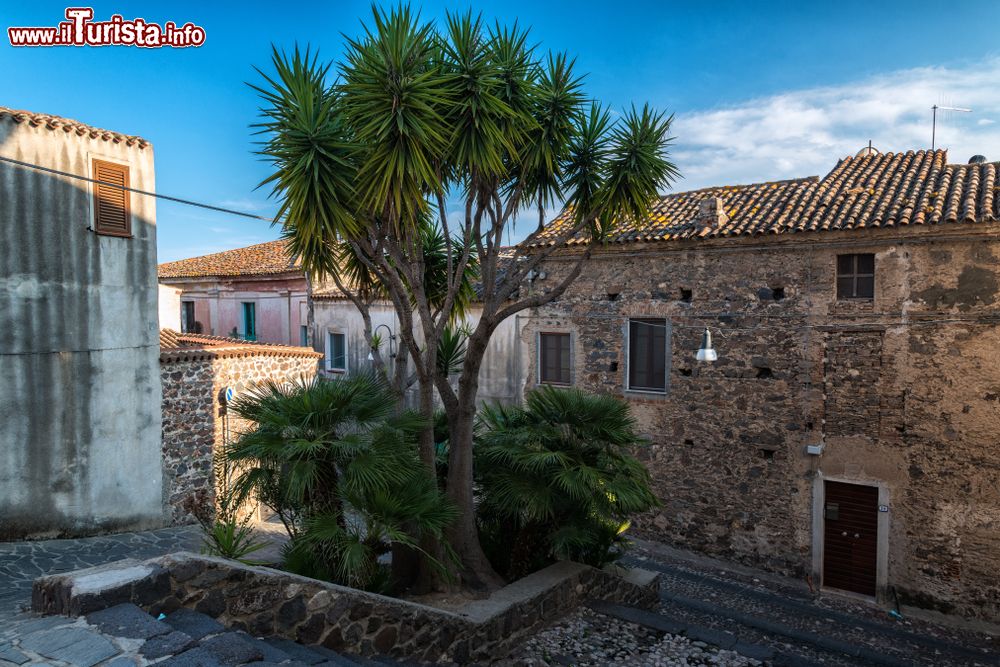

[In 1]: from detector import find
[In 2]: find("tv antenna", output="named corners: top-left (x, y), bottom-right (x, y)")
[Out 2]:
top-left (932, 104), bottom-right (972, 150)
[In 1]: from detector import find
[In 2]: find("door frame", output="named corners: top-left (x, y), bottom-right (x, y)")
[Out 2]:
top-left (811, 473), bottom-right (890, 601)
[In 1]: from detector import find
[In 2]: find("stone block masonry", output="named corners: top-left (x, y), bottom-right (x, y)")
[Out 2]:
top-left (160, 340), bottom-right (320, 524)
top-left (525, 224), bottom-right (1000, 622)
top-left (32, 552), bottom-right (660, 663)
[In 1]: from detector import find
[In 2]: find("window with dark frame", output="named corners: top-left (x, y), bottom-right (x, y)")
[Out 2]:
top-left (539, 332), bottom-right (572, 385)
top-left (181, 301), bottom-right (196, 334)
top-left (628, 318), bottom-right (668, 392)
top-left (92, 159), bottom-right (131, 237)
top-left (327, 331), bottom-right (347, 372)
top-left (836, 254), bottom-right (875, 300)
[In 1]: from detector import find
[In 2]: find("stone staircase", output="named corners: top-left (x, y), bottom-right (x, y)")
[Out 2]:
top-left (609, 555), bottom-right (1000, 667)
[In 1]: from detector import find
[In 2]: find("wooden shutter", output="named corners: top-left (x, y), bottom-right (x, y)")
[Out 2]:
top-left (539, 333), bottom-right (571, 385)
top-left (92, 159), bottom-right (131, 237)
top-left (629, 319), bottom-right (667, 391)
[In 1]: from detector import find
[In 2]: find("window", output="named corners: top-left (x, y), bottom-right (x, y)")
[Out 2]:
top-left (539, 332), bottom-right (572, 385)
top-left (92, 159), bottom-right (131, 237)
top-left (181, 301), bottom-right (196, 333)
top-left (327, 331), bottom-right (347, 372)
top-left (300, 325), bottom-right (309, 347)
top-left (242, 302), bottom-right (256, 341)
top-left (628, 318), bottom-right (668, 392)
top-left (837, 254), bottom-right (874, 300)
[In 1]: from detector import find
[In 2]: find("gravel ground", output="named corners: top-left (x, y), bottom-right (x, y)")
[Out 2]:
top-left (494, 607), bottom-right (764, 667)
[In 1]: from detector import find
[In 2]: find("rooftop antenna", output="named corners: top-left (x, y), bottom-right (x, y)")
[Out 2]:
top-left (932, 104), bottom-right (972, 150)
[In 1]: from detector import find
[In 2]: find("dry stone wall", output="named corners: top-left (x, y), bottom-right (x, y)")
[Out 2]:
top-left (160, 352), bottom-right (319, 524)
top-left (526, 225), bottom-right (1000, 621)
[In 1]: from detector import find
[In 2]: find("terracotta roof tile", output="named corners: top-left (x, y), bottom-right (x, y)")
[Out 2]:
top-left (0, 106), bottom-right (150, 148)
top-left (533, 150), bottom-right (1000, 247)
top-left (158, 240), bottom-right (300, 279)
top-left (159, 328), bottom-right (321, 363)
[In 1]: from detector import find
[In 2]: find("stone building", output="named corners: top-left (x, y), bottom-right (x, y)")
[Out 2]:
top-left (525, 148), bottom-right (1000, 621)
top-left (158, 240), bottom-right (310, 346)
top-left (159, 329), bottom-right (320, 523)
top-left (0, 107), bottom-right (163, 539)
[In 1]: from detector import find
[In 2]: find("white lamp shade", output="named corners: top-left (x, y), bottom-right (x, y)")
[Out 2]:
top-left (696, 328), bottom-right (718, 362)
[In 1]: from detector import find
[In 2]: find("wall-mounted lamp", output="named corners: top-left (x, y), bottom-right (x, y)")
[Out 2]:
top-left (695, 327), bottom-right (718, 362)
top-left (368, 323), bottom-right (397, 361)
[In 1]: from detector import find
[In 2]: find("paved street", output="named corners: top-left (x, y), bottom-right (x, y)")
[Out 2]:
top-left (2, 529), bottom-right (999, 666)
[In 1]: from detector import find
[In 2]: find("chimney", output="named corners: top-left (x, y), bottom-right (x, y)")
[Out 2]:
top-left (697, 196), bottom-right (728, 228)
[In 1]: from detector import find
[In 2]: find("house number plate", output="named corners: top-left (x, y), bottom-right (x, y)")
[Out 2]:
top-left (878, 505), bottom-right (889, 512)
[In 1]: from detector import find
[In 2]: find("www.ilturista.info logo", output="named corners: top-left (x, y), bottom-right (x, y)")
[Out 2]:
top-left (8, 7), bottom-right (206, 48)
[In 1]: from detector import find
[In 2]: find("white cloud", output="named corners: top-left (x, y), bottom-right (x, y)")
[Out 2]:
top-left (670, 58), bottom-right (1000, 190)
top-left (217, 197), bottom-right (273, 212)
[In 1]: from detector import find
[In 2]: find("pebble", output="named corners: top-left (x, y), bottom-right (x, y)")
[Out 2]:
top-left (493, 608), bottom-right (763, 666)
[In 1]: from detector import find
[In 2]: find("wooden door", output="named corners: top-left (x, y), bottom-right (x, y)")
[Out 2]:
top-left (823, 481), bottom-right (878, 596)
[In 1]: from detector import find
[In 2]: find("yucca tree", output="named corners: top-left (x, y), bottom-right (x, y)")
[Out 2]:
top-left (226, 373), bottom-right (455, 589)
top-left (252, 6), bottom-right (678, 589)
top-left (476, 386), bottom-right (660, 577)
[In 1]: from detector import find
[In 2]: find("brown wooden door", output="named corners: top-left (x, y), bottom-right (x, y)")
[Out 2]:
top-left (823, 481), bottom-right (878, 596)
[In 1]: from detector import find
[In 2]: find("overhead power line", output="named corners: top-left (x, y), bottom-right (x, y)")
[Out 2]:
top-left (0, 155), bottom-right (276, 222)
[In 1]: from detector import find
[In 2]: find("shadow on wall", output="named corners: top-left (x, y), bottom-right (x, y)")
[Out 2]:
top-left (0, 119), bottom-right (164, 540)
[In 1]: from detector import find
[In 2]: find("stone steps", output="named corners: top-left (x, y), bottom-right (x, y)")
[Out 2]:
top-left (645, 563), bottom-right (991, 665)
top-left (618, 557), bottom-right (997, 667)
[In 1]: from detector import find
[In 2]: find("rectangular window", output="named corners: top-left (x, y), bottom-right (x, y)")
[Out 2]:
top-left (836, 254), bottom-right (875, 300)
top-left (242, 302), bottom-right (256, 341)
top-left (628, 318), bottom-right (668, 392)
top-left (300, 325), bottom-right (309, 347)
top-left (92, 159), bottom-right (131, 237)
top-left (181, 301), bottom-right (196, 333)
top-left (327, 331), bottom-right (347, 372)
top-left (539, 332), bottom-right (572, 385)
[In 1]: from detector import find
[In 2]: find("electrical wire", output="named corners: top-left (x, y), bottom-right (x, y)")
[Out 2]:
top-left (0, 155), bottom-right (276, 222)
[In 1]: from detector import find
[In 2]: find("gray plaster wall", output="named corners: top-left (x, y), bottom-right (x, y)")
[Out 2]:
top-left (0, 115), bottom-right (164, 538)
top-left (311, 300), bottom-right (523, 406)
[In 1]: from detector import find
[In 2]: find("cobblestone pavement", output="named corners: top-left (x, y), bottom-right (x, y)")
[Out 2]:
top-left (0, 526), bottom-right (202, 627)
top-left (3, 528), bottom-right (999, 666)
top-left (0, 527), bottom-right (398, 666)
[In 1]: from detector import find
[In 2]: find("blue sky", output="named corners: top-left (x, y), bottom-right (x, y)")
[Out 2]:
top-left (4, 1), bottom-right (1000, 262)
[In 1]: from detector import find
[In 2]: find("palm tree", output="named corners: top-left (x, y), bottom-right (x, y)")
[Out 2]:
top-left (252, 7), bottom-right (678, 589)
top-left (226, 373), bottom-right (455, 590)
top-left (476, 386), bottom-right (660, 578)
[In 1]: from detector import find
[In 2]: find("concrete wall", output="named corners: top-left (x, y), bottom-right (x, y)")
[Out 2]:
top-left (0, 115), bottom-right (163, 538)
top-left (527, 225), bottom-right (1000, 621)
top-left (311, 299), bottom-right (523, 406)
top-left (159, 275), bottom-right (308, 345)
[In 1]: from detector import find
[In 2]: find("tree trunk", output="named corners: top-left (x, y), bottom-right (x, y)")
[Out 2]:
top-left (444, 329), bottom-right (505, 591)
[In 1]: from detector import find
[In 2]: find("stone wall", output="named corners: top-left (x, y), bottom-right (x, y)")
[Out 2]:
top-left (161, 351), bottom-right (319, 524)
top-left (32, 552), bottom-right (659, 663)
top-left (526, 225), bottom-right (1000, 621)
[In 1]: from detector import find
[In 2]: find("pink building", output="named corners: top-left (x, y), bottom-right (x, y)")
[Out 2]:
top-left (158, 240), bottom-right (310, 347)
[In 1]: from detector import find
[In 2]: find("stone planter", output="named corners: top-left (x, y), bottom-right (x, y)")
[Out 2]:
top-left (33, 552), bottom-right (659, 663)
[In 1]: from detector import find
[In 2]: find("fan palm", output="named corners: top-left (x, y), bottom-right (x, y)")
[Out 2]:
top-left (226, 373), bottom-right (455, 590)
top-left (476, 386), bottom-right (660, 577)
